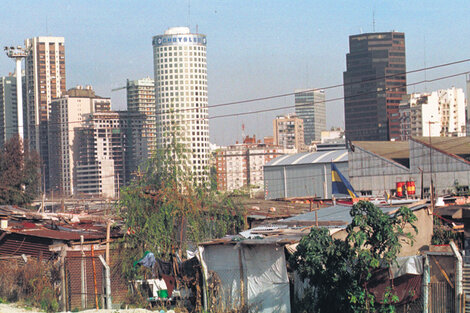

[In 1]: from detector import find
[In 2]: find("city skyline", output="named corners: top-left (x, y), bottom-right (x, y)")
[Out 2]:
top-left (1, 1), bottom-right (470, 145)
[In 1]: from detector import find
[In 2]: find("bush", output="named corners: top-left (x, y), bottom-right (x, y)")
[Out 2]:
top-left (0, 258), bottom-right (60, 312)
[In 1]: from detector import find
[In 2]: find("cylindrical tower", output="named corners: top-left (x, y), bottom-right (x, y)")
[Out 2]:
top-left (152, 27), bottom-right (209, 184)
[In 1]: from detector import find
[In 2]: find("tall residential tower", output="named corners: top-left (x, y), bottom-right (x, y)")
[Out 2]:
top-left (152, 27), bottom-right (209, 183)
top-left (126, 77), bottom-right (156, 155)
top-left (0, 74), bottom-right (20, 147)
top-left (343, 32), bottom-right (406, 141)
top-left (295, 89), bottom-right (326, 145)
top-left (24, 36), bottom-right (66, 189)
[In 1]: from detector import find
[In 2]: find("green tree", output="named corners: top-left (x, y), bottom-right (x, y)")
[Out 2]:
top-left (290, 201), bottom-right (417, 313)
top-left (0, 136), bottom-right (40, 205)
top-left (117, 138), bottom-right (245, 280)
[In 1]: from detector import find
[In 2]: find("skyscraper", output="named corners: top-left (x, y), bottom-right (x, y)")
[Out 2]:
top-left (25, 36), bottom-right (66, 189)
top-left (343, 32), bottom-right (406, 141)
top-left (0, 74), bottom-right (19, 147)
top-left (48, 86), bottom-right (111, 195)
top-left (126, 77), bottom-right (156, 155)
top-left (152, 27), bottom-right (209, 183)
top-left (295, 89), bottom-right (326, 145)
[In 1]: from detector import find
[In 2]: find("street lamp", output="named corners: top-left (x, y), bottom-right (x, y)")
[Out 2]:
top-left (4, 45), bottom-right (28, 145)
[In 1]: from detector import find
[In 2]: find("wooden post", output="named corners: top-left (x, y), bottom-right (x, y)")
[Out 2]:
top-left (106, 220), bottom-right (111, 265)
top-left (60, 246), bottom-right (67, 312)
top-left (91, 245), bottom-right (99, 309)
top-left (238, 246), bottom-right (245, 308)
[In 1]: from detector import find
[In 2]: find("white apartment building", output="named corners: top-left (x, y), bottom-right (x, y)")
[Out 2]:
top-left (127, 77), bottom-right (156, 155)
top-left (152, 27), bottom-right (209, 184)
top-left (216, 136), bottom-right (286, 192)
top-left (48, 86), bottom-right (111, 195)
top-left (400, 87), bottom-right (466, 139)
top-left (25, 36), bottom-right (66, 190)
top-left (273, 113), bottom-right (305, 151)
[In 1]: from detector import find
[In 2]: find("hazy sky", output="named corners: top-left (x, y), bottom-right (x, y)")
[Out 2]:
top-left (1, 1), bottom-right (469, 145)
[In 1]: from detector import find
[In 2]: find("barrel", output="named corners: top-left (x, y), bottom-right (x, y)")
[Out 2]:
top-left (396, 182), bottom-right (405, 197)
top-left (406, 181), bottom-right (416, 195)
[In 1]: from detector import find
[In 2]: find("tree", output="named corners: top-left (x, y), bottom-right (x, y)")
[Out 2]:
top-left (0, 136), bottom-right (40, 205)
top-left (290, 201), bottom-right (417, 313)
top-left (117, 138), bottom-right (246, 280)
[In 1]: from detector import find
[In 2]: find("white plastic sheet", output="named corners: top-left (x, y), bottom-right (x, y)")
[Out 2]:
top-left (200, 244), bottom-right (242, 308)
top-left (200, 243), bottom-right (291, 313)
top-left (242, 244), bottom-right (291, 313)
top-left (390, 255), bottom-right (423, 278)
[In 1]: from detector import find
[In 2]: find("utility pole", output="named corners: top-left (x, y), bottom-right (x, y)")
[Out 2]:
top-left (428, 120), bottom-right (435, 212)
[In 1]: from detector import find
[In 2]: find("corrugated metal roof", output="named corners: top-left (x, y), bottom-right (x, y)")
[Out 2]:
top-left (280, 203), bottom-right (428, 225)
top-left (352, 141), bottom-right (409, 160)
top-left (265, 149), bottom-right (348, 167)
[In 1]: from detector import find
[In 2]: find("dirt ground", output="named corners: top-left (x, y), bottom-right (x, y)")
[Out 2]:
top-left (0, 303), bottom-right (157, 313)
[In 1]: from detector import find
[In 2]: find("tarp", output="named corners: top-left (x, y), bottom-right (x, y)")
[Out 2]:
top-left (243, 244), bottom-right (290, 313)
top-left (199, 244), bottom-right (241, 308)
top-left (390, 255), bottom-right (423, 279)
top-left (200, 243), bottom-right (291, 313)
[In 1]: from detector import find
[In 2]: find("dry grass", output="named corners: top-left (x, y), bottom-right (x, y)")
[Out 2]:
top-left (0, 258), bottom-right (60, 312)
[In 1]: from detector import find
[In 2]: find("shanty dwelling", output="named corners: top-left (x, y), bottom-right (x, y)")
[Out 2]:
top-left (198, 201), bottom-right (439, 312)
top-left (263, 149), bottom-right (348, 200)
top-left (0, 205), bottom-right (126, 311)
top-left (198, 227), bottom-right (308, 313)
top-left (279, 202), bottom-right (470, 312)
top-left (349, 137), bottom-right (470, 198)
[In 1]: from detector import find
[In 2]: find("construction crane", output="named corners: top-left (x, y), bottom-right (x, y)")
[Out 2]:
top-left (111, 79), bottom-right (129, 92)
top-left (111, 86), bottom-right (127, 92)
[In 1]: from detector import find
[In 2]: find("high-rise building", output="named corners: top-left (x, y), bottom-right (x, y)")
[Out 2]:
top-left (48, 86), bottom-right (111, 195)
top-left (398, 87), bottom-right (466, 140)
top-left (273, 113), bottom-right (305, 151)
top-left (152, 27), bottom-right (209, 184)
top-left (343, 32), bottom-right (406, 141)
top-left (75, 111), bottom-right (147, 198)
top-left (295, 89), bottom-right (326, 145)
top-left (0, 74), bottom-right (19, 147)
top-left (127, 77), bottom-right (156, 155)
top-left (25, 36), bottom-right (66, 189)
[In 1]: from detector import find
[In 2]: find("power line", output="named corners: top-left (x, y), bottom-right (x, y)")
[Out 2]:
top-left (206, 58), bottom-right (470, 109)
top-left (3, 67), bottom-right (468, 133)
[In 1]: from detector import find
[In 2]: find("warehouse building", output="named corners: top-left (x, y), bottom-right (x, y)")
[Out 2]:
top-left (264, 137), bottom-right (470, 200)
top-left (264, 149), bottom-right (348, 199)
top-left (350, 137), bottom-right (470, 197)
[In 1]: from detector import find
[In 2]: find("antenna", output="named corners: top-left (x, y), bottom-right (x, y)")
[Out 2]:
top-left (424, 35), bottom-right (427, 91)
top-left (372, 10), bottom-right (375, 32)
top-left (188, 0), bottom-right (191, 29)
top-left (46, 16), bottom-right (48, 34)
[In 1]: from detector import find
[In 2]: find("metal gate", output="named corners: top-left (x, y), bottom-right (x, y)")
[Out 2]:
top-left (429, 281), bottom-right (455, 313)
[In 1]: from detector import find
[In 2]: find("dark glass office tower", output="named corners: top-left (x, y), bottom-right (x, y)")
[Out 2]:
top-left (343, 32), bottom-right (406, 141)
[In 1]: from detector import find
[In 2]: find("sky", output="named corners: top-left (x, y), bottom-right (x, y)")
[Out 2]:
top-left (1, 0), bottom-right (470, 146)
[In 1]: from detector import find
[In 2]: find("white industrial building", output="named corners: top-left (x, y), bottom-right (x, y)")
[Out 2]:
top-left (264, 137), bottom-right (470, 200)
top-left (264, 149), bottom-right (348, 199)
top-left (152, 27), bottom-right (209, 184)
top-left (350, 137), bottom-right (470, 197)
